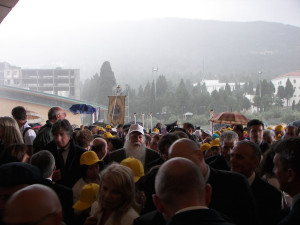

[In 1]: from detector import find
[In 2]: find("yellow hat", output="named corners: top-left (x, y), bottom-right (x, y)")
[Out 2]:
top-left (99, 127), bottom-right (105, 131)
top-left (200, 143), bottom-right (211, 152)
top-left (105, 125), bottom-right (112, 129)
top-left (267, 126), bottom-right (273, 130)
top-left (80, 151), bottom-right (100, 165)
top-left (103, 132), bottom-right (113, 139)
top-left (227, 127), bottom-right (233, 131)
top-left (120, 157), bottom-right (144, 183)
top-left (275, 125), bottom-right (284, 132)
top-left (211, 138), bottom-right (220, 147)
top-left (152, 128), bottom-right (159, 133)
top-left (72, 183), bottom-right (99, 210)
top-left (214, 130), bottom-right (221, 136)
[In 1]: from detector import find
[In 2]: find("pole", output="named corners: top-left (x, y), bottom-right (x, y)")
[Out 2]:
top-left (210, 109), bottom-right (214, 133)
top-left (150, 112), bottom-right (153, 131)
top-left (142, 113), bottom-right (145, 128)
top-left (146, 114), bottom-right (149, 131)
top-left (134, 113), bottom-right (136, 124)
top-left (111, 85), bottom-right (120, 122)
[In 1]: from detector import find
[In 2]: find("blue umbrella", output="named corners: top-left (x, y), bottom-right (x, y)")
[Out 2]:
top-left (69, 104), bottom-right (96, 114)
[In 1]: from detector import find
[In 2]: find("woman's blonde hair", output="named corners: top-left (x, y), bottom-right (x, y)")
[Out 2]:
top-left (98, 163), bottom-right (137, 225)
top-left (0, 117), bottom-right (24, 149)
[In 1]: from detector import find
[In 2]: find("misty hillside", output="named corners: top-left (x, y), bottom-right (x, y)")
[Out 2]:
top-left (65, 18), bottom-right (300, 84)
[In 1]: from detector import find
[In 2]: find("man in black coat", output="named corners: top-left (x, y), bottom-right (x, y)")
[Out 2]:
top-left (45, 119), bottom-right (85, 188)
top-left (273, 137), bottom-right (300, 225)
top-left (153, 157), bottom-right (234, 225)
top-left (208, 131), bottom-right (239, 171)
top-left (168, 138), bottom-right (258, 225)
top-left (109, 124), bottom-right (160, 172)
top-left (247, 119), bottom-right (270, 154)
top-left (230, 140), bottom-right (282, 225)
top-left (30, 150), bottom-right (74, 225)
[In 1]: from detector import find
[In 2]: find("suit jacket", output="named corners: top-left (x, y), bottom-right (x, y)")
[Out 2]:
top-left (259, 141), bottom-right (270, 154)
top-left (45, 139), bottom-right (86, 188)
top-left (108, 147), bottom-right (161, 172)
top-left (208, 167), bottom-right (259, 225)
top-left (133, 210), bottom-right (165, 225)
top-left (208, 155), bottom-right (230, 171)
top-left (41, 179), bottom-right (74, 225)
top-left (251, 175), bottom-right (282, 225)
top-left (277, 199), bottom-right (300, 225)
top-left (166, 209), bottom-right (235, 225)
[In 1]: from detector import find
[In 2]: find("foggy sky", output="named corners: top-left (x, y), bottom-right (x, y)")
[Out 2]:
top-left (0, 0), bottom-right (299, 83)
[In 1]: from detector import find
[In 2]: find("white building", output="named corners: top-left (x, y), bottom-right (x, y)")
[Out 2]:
top-left (271, 70), bottom-right (300, 106)
top-left (199, 80), bottom-right (245, 94)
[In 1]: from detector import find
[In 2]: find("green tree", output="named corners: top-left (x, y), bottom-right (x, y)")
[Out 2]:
top-left (277, 85), bottom-right (285, 101)
top-left (156, 75), bottom-right (168, 97)
top-left (175, 79), bottom-right (190, 115)
top-left (98, 61), bottom-right (117, 105)
top-left (285, 78), bottom-right (295, 106)
top-left (225, 83), bottom-right (232, 95)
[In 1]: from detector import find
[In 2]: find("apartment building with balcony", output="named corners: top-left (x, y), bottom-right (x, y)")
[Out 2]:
top-left (0, 62), bottom-right (80, 99)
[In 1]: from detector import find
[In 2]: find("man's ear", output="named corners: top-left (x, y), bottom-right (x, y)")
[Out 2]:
top-left (153, 194), bottom-right (164, 214)
top-left (287, 168), bottom-right (297, 183)
top-left (204, 184), bottom-right (212, 206)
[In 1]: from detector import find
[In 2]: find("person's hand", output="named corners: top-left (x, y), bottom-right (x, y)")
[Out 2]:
top-left (53, 169), bottom-right (62, 181)
top-left (84, 216), bottom-right (98, 225)
top-left (80, 124), bottom-right (85, 130)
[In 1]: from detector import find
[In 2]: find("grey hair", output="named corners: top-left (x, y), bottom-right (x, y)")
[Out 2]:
top-left (30, 150), bottom-right (55, 178)
top-left (219, 131), bottom-right (239, 147)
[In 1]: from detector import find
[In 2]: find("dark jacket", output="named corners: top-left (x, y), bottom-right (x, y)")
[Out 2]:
top-left (207, 155), bottom-right (230, 171)
top-left (251, 175), bottom-right (283, 225)
top-left (134, 210), bottom-right (165, 225)
top-left (167, 209), bottom-right (235, 225)
top-left (33, 120), bottom-right (53, 153)
top-left (45, 139), bottom-right (85, 188)
top-left (277, 199), bottom-right (300, 225)
top-left (208, 167), bottom-right (259, 225)
top-left (41, 179), bottom-right (74, 225)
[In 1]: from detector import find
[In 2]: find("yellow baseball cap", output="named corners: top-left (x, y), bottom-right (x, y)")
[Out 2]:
top-left (200, 143), bottom-right (211, 152)
top-left (103, 132), bottom-right (113, 139)
top-left (80, 151), bottom-right (100, 165)
top-left (211, 138), bottom-right (220, 147)
top-left (105, 125), bottom-right (112, 129)
top-left (275, 125), bottom-right (284, 132)
top-left (72, 183), bottom-right (99, 211)
top-left (120, 157), bottom-right (144, 183)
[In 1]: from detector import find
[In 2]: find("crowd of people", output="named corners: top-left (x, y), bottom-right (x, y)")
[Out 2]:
top-left (0, 105), bottom-right (299, 225)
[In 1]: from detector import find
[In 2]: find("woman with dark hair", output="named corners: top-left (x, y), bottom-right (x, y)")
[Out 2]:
top-left (73, 151), bottom-right (101, 204)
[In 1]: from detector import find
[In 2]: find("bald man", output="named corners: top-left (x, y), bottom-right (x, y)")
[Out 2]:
top-left (153, 157), bottom-right (234, 225)
top-left (3, 184), bottom-right (63, 225)
top-left (168, 138), bottom-right (258, 225)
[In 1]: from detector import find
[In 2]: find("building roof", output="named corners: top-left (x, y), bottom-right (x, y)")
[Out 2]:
top-left (0, 0), bottom-right (19, 24)
top-left (0, 84), bottom-right (107, 111)
top-left (272, 70), bottom-right (300, 80)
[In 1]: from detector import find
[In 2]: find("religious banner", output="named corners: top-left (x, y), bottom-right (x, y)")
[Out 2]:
top-left (107, 96), bottom-right (126, 126)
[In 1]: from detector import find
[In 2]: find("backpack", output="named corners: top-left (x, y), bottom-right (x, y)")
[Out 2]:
top-left (23, 127), bottom-right (33, 142)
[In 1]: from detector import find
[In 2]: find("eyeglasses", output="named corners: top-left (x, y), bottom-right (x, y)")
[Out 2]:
top-left (5, 211), bottom-right (57, 225)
